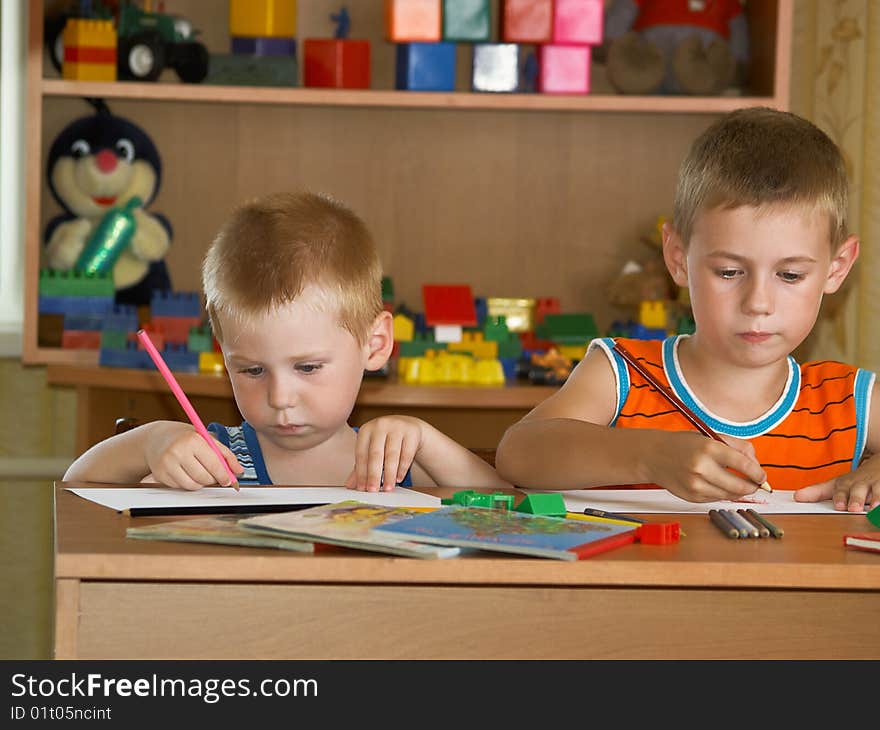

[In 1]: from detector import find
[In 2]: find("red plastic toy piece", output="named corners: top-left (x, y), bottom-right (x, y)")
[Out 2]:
top-left (635, 522), bottom-right (681, 544)
top-left (422, 284), bottom-right (477, 327)
top-left (303, 39), bottom-right (371, 89)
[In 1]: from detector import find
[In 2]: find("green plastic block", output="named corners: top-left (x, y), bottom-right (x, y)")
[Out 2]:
top-left (382, 276), bottom-right (395, 302)
top-left (100, 330), bottom-right (128, 351)
top-left (443, 0), bottom-right (491, 41)
top-left (398, 340), bottom-right (446, 358)
top-left (483, 316), bottom-right (509, 342)
top-left (676, 314), bottom-right (696, 335)
top-left (188, 326), bottom-right (214, 353)
top-left (515, 493), bottom-right (567, 517)
top-left (536, 313), bottom-right (599, 344)
top-left (39, 269), bottom-right (114, 298)
top-left (868, 502), bottom-right (880, 529)
top-left (496, 337), bottom-right (522, 359)
top-left (204, 54), bottom-right (297, 87)
top-left (441, 490), bottom-right (514, 510)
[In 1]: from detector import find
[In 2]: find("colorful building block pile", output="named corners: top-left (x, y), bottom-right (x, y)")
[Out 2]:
top-left (385, 271), bottom-right (695, 387)
top-left (207, 0), bottom-right (298, 87)
top-left (37, 270), bottom-right (221, 373)
top-left (386, 0), bottom-right (604, 94)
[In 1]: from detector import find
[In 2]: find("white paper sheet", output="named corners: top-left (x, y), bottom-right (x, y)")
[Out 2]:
top-left (522, 488), bottom-right (865, 515)
top-left (66, 486), bottom-right (442, 512)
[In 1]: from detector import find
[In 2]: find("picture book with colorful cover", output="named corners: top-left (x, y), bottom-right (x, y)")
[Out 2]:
top-left (843, 532), bottom-right (880, 554)
top-left (238, 501), bottom-right (461, 559)
top-left (372, 505), bottom-right (638, 561)
top-left (126, 514), bottom-right (314, 553)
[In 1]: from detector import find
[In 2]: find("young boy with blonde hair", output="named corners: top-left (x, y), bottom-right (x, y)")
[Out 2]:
top-left (64, 191), bottom-right (509, 492)
top-left (497, 107), bottom-right (878, 512)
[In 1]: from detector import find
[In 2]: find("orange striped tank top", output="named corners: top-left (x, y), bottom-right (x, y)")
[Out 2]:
top-left (590, 336), bottom-right (875, 490)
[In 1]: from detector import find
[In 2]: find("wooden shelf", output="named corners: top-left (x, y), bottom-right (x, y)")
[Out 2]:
top-left (42, 78), bottom-right (783, 114)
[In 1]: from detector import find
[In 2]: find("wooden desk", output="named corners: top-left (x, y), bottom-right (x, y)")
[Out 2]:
top-left (47, 365), bottom-right (555, 454)
top-left (54, 483), bottom-right (880, 659)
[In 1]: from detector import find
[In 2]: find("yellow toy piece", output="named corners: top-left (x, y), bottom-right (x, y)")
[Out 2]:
top-left (198, 352), bottom-right (225, 374)
top-left (400, 351), bottom-right (504, 386)
top-left (62, 19), bottom-right (117, 81)
top-left (393, 312), bottom-right (415, 342)
top-left (229, 0), bottom-right (297, 38)
top-left (447, 332), bottom-right (498, 360)
top-left (639, 300), bottom-right (669, 330)
top-left (555, 344), bottom-right (586, 361)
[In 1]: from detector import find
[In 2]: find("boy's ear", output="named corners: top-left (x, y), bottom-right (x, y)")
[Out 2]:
top-left (662, 222), bottom-right (689, 287)
top-left (824, 235), bottom-right (859, 294)
top-left (364, 310), bottom-right (394, 371)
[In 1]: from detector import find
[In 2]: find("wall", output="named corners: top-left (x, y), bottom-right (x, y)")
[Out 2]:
top-left (0, 360), bottom-right (74, 658)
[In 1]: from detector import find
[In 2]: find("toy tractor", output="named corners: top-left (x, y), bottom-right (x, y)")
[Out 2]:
top-left (44, 1), bottom-right (209, 84)
top-left (116, 3), bottom-right (208, 83)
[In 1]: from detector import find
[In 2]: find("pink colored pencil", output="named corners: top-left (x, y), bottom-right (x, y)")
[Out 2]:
top-left (137, 329), bottom-right (239, 490)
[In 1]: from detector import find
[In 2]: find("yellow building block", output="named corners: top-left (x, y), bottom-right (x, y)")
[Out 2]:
top-left (400, 351), bottom-right (504, 386)
top-left (199, 352), bottom-right (226, 374)
top-left (448, 338), bottom-right (498, 360)
top-left (473, 359), bottom-right (505, 386)
top-left (639, 300), bottom-right (669, 329)
top-left (62, 19), bottom-right (116, 81)
top-left (393, 313), bottom-right (414, 342)
top-left (557, 344), bottom-right (587, 361)
top-left (487, 297), bottom-right (535, 333)
top-left (230, 0), bottom-right (297, 38)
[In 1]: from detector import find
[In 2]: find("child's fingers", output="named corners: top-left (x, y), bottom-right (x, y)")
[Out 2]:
top-left (343, 469), bottom-right (357, 490)
top-left (160, 463), bottom-right (207, 491)
top-left (396, 434), bottom-right (419, 486)
top-left (352, 430), bottom-right (373, 490)
top-left (793, 481), bottom-right (832, 503)
top-left (837, 478), bottom-right (872, 512)
top-left (364, 433), bottom-right (388, 492)
top-left (720, 441), bottom-right (767, 487)
top-left (218, 442), bottom-right (245, 477)
top-left (381, 432), bottom-right (404, 492)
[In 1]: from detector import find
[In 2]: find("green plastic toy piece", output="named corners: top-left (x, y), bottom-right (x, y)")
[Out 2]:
top-left (483, 316), bottom-right (509, 342)
top-left (100, 330), bottom-right (128, 351)
top-left (441, 490), bottom-right (514, 510)
top-left (515, 493), bottom-right (567, 517)
top-left (536, 313), bottom-right (599, 345)
top-left (39, 269), bottom-right (114, 298)
top-left (382, 276), bottom-right (395, 302)
top-left (188, 326), bottom-right (214, 353)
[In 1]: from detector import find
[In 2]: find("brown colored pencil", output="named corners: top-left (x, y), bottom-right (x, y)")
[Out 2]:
top-left (737, 508), bottom-right (771, 538)
top-left (612, 341), bottom-right (773, 493)
top-left (745, 508), bottom-right (784, 539)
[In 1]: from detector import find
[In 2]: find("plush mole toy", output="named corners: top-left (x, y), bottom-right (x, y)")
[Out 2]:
top-left (44, 99), bottom-right (172, 306)
top-left (602, 0), bottom-right (749, 95)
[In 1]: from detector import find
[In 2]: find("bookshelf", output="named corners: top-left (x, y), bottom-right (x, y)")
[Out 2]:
top-left (23, 0), bottom-right (793, 365)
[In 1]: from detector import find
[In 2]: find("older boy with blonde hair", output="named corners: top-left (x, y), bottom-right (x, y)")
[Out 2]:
top-left (65, 192), bottom-right (509, 492)
top-left (497, 107), bottom-right (878, 511)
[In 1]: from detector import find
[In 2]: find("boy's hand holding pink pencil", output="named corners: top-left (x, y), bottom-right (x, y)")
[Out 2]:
top-left (137, 329), bottom-right (242, 491)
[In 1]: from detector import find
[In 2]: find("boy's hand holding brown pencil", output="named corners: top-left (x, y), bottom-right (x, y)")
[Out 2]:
top-left (612, 341), bottom-right (773, 494)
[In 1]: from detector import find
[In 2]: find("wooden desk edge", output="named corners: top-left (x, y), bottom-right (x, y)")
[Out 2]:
top-left (54, 483), bottom-right (880, 590)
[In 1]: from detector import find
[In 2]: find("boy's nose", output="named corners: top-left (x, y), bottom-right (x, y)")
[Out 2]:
top-left (742, 277), bottom-right (774, 315)
top-left (267, 377), bottom-right (297, 410)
